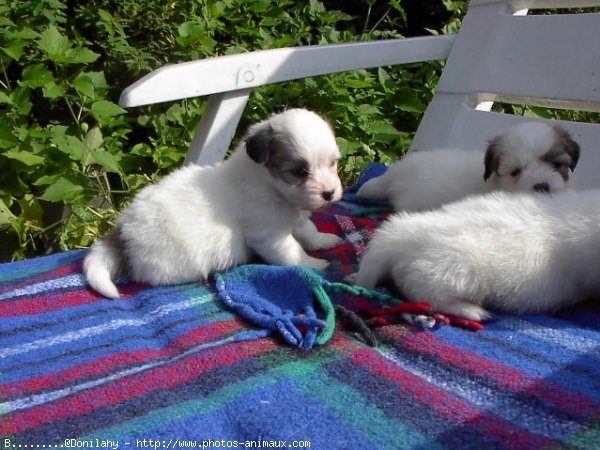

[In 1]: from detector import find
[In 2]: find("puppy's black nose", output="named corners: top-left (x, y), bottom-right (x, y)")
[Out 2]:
top-left (534, 183), bottom-right (550, 193)
top-left (322, 190), bottom-right (335, 201)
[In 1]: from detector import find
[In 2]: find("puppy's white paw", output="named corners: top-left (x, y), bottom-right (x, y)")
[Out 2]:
top-left (431, 297), bottom-right (491, 321)
top-left (305, 232), bottom-right (343, 251)
top-left (460, 305), bottom-right (491, 322)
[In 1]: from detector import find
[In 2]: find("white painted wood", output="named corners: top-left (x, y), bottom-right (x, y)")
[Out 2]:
top-left (184, 90), bottom-right (250, 166)
top-left (119, 36), bottom-right (455, 107)
top-left (436, 6), bottom-right (600, 107)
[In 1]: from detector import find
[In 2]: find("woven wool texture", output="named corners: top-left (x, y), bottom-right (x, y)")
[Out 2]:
top-left (1, 167), bottom-right (600, 449)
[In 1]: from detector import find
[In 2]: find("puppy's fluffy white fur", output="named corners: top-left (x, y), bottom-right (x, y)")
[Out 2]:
top-left (357, 122), bottom-right (580, 212)
top-left (84, 109), bottom-right (343, 298)
top-left (355, 189), bottom-right (600, 320)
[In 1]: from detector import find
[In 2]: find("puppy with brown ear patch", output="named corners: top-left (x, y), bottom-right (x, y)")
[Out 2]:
top-left (84, 109), bottom-right (343, 299)
top-left (357, 122), bottom-right (580, 212)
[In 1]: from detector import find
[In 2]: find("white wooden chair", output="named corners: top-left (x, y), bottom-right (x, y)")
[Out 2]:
top-left (118, 0), bottom-right (600, 190)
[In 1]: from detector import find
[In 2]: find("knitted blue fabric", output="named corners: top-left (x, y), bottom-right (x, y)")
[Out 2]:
top-left (214, 265), bottom-right (335, 350)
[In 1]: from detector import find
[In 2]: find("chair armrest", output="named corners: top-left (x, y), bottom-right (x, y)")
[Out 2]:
top-left (119, 35), bottom-right (456, 107)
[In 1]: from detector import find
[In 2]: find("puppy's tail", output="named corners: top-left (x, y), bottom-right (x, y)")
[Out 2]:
top-left (83, 231), bottom-right (123, 299)
top-left (356, 174), bottom-right (389, 200)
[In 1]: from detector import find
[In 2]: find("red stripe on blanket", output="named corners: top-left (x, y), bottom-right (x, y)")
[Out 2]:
top-left (398, 330), bottom-right (600, 418)
top-left (1, 320), bottom-right (244, 397)
top-left (348, 348), bottom-right (557, 449)
top-left (1, 338), bottom-right (275, 435)
top-left (0, 290), bottom-right (98, 317)
top-left (312, 218), bottom-right (339, 235)
top-left (0, 283), bottom-right (148, 317)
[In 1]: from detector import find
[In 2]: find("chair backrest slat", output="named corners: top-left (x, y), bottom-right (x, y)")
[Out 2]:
top-left (411, 0), bottom-right (600, 189)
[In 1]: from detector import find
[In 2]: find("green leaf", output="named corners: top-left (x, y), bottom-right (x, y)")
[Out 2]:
top-left (64, 47), bottom-right (100, 64)
top-left (130, 143), bottom-right (153, 157)
top-left (125, 174), bottom-right (149, 191)
top-left (42, 82), bottom-right (67, 99)
top-left (70, 203), bottom-right (96, 222)
top-left (73, 72), bottom-right (107, 100)
top-left (366, 120), bottom-right (402, 143)
top-left (0, 122), bottom-right (18, 149)
top-left (368, 121), bottom-right (401, 135)
top-left (155, 145), bottom-right (184, 167)
top-left (209, 1), bottom-right (227, 16)
top-left (0, 91), bottom-right (11, 105)
top-left (84, 126), bottom-right (103, 151)
top-left (378, 67), bottom-right (391, 91)
top-left (21, 64), bottom-right (55, 88)
top-left (72, 74), bottom-right (95, 98)
top-left (10, 86), bottom-right (32, 116)
top-left (0, 200), bottom-right (17, 226)
top-left (1, 41), bottom-right (28, 61)
top-left (38, 25), bottom-right (71, 61)
top-left (10, 27), bottom-right (39, 41)
top-left (37, 25), bottom-right (99, 64)
top-left (50, 128), bottom-right (87, 161)
top-left (176, 21), bottom-right (207, 46)
top-left (308, 0), bottom-right (326, 16)
top-left (357, 104), bottom-right (381, 117)
top-left (33, 174), bottom-right (60, 186)
top-left (2, 149), bottom-right (45, 166)
top-left (525, 107), bottom-right (555, 119)
top-left (394, 88), bottom-right (426, 113)
top-left (344, 79), bottom-right (372, 89)
top-left (84, 127), bottom-right (123, 172)
top-left (85, 72), bottom-right (108, 89)
top-left (17, 194), bottom-right (43, 224)
top-left (336, 137), bottom-right (362, 156)
top-left (90, 101), bottom-right (127, 124)
top-left (89, 149), bottom-right (122, 173)
top-left (40, 177), bottom-right (85, 203)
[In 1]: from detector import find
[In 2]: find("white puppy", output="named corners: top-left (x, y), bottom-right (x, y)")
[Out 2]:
top-left (357, 122), bottom-right (580, 212)
top-left (84, 109), bottom-right (343, 298)
top-left (355, 189), bottom-right (600, 321)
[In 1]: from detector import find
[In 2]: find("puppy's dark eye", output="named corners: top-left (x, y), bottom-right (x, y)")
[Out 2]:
top-left (510, 168), bottom-right (521, 177)
top-left (552, 162), bottom-right (565, 171)
top-left (290, 167), bottom-right (310, 178)
top-left (330, 158), bottom-right (339, 168)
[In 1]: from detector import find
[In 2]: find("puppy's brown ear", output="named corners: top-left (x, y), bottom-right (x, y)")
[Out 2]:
top-left (554, 126), bottom-right (581, 171)
top-left (484, 136), bottom-right (501, 181)
top-left (245, 125), bottom-right (274, 164)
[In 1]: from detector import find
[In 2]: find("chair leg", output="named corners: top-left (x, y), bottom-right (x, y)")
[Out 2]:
top-left (185, 89), bottom-right (251, 166)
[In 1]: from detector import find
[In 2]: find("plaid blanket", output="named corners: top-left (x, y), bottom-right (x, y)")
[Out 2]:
top-left (2, 169), bottom-right (600, 449)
